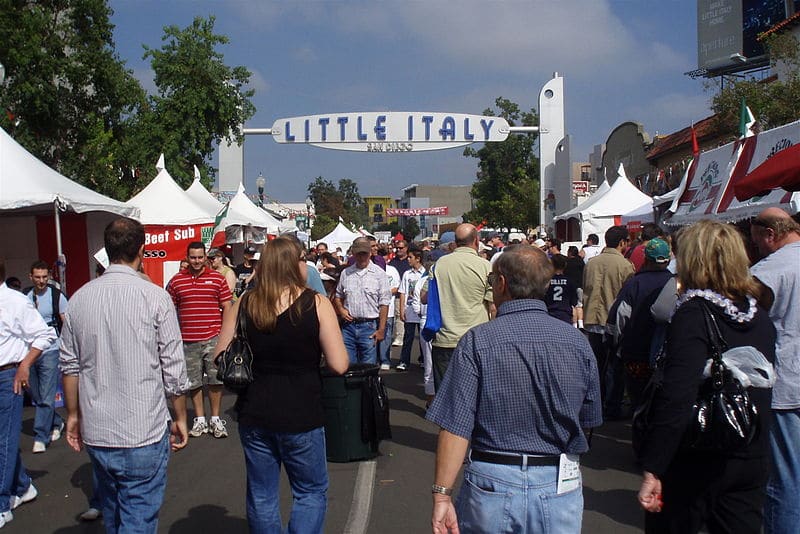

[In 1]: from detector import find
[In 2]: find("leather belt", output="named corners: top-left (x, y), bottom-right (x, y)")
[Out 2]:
top-left (470, 450), bottom-right (560, 467)
top-left (352, 317), bottom-right (378, 323)
top-left (0, 362), bottom-right (20, 372)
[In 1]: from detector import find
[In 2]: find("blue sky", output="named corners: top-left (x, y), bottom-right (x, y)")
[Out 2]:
top-left (109, 0), bottom-right (711, 202)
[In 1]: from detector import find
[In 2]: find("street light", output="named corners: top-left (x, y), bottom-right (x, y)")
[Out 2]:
top-left (305, 196), bottom-right (314, 249)
top-left (255, 172), bottom-right (265, 207)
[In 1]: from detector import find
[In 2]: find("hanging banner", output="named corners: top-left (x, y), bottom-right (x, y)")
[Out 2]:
top-left (142, 223), bottom-right (215, 287)
top-left (386, 206), bottom-right (449, 216)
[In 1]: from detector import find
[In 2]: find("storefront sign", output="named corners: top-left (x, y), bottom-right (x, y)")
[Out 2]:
top-left (386, 206), bottom-right (449, 216)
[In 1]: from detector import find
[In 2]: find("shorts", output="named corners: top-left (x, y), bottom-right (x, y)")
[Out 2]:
top-left (184, 337), bottom-right (223, 389)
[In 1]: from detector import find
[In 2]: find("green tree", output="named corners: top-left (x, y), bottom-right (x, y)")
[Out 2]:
top-left (710, 33), bottom-right (800, 137)
top-left (463, 97), bottom-right (539, 230)
top-left (132, 15), bottom-right (256, 192)
top-left (307, 176), bottom-right (365, 227)
top-left (403, 217), bottom-right (420, 241)
top-left (311, 213), bottom-right (336, 241)
top-left (0, 0), bottom-right (147, 198)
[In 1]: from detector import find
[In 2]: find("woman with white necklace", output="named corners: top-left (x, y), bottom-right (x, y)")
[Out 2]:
top-left (637, 219), bottom-right (776, 534)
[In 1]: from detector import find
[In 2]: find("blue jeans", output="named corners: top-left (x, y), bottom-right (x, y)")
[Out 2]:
top-left (766, 409), bottom-right (800, 534)
top-left (239, 425), bottom-right (328, 534)
top-left (377, 317), bottom-right (395, 366)
top-left (342, 320), bottom-right (378, 364)
top-left (86, 428), bottom-right (170, 534)
top-left (28, 348), bottom-right (64, 444)
top-left (456, 458), bottom-right (583, 533)
top-left (399, 322), bottom-right (419, 366)
top-left (0, 367), bottom-right (33, 513)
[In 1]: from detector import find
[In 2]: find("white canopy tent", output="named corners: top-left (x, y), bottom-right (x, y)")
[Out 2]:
top-left (218, 184), bottom-right (282, 234)
top-left (126, 162), bottom-right (214, 225)
top-left (554, 178), bottom-right (611, 222)
top-left (0, 128), bottom-right (139, 291)
top-left (185, 177), bottom-right (224, 219)
top-left (318, 222), bottom-right (362, 253)
top-left (579, 164), bottom-right (653, 241)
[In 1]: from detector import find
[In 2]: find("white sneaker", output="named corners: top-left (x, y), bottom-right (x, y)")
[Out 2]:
top-left (0, 511), bottom-right (13, 529)
top-left (391, 340), bottom-right (402, 347)
top-left (11, 484), bottom-right (37, 510)
top-left (380, 364), bottom-right (391, 370)
top-left (189, 419), bottom-right (208, 437)
top-left (51, 421), bottom-right (65, 442)
top-left (80, 507), bottom-right (102, 521)
top-left (32, 441), bottom-right (46, 454)
top-left (209, 419), bottom-right (228, 438)
top-left (395, 363), bottom-right (407, 371)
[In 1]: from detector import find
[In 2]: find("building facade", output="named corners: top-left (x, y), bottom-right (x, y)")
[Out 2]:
top-left (397, 184), bottom-right (474, 239)
top-left (363, 196), bottom-right (398, 228)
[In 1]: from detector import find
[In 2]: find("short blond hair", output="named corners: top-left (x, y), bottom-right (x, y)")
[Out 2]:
top-left (677, 219), bottom-right (759, 300)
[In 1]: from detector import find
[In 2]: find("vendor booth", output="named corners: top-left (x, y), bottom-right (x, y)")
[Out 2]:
top-left (125, 157), bottom-right (215, 287)
top-left (553, 179), bottom-right (611, 242)
top-left (666, 119), bottom-right (800, 226)
top-left (318, 222), bottom-right (363, 254)
top-left (0, 128), bottom-right (138, 292)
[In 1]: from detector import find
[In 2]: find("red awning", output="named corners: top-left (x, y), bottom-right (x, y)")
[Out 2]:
top-left (734, 144), bottom-right (800, 201)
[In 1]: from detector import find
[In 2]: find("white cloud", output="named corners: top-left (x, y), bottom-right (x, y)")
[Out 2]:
top-left (247, 68), bottom-right (271, 93)
top-left (132, 66), bottom-right (157, 96)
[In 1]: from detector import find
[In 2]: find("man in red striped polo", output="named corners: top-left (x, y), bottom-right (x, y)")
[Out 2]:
top-left (167, 242), bottom-right (233, 438)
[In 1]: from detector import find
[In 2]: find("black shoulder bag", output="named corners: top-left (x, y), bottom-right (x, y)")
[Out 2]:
top-left (216, 297), bottom-right (255, 392)
top-left (683, 302), bottom-right (759, 452)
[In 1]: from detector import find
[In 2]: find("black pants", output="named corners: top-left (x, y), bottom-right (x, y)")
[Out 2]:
top-left (586, 332), bottom-right (610, 401)
top-left (645, 453), bottom-right (769, 534)
top-left (431, 346), bottom-right (454, 391)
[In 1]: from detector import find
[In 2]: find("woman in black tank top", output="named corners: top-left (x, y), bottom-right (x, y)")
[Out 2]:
top-left (215, 237), bottom-right (348, 534)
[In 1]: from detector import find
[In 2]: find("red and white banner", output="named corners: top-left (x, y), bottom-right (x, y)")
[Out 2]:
top-left (386, 206), bottom-right (449, 216)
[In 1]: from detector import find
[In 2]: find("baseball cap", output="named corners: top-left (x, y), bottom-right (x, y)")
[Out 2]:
top-left (244, 246), bottom-right (258, 255)
top-left (351, 239), bottom-right (372, 254)
top-left (439, 231), bottom-right (455, 244)
top-left (645, 238), bottom-right (670, 264)
top-left (533, 238), bottom-right (546, 247)
top-left (207, 248), bottom-right (224, 258)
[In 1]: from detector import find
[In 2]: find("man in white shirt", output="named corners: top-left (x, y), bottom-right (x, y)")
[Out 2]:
top-left (0, 258), bottom-right (57, 528)
top-left (397, 248), bottom-right (426, 371)
top-left (378, 253), bottom-right (401, 371)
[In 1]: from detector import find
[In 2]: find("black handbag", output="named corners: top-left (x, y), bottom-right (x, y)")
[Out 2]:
top-left (216, 299), bottom-right (255, 392)
top-left (683, 302), bottom-right (759, 452)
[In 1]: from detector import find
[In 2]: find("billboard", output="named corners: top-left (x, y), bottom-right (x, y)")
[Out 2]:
top-left (697, 0), bottom-right (786, 73)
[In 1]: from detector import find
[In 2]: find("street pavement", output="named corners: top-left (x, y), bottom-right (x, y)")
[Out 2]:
top-left (7, 353), bottom-right (645, 533)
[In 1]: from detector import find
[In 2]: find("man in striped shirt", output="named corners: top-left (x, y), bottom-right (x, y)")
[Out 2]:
top-left (59, 217), bottom-right (190, 533)
top-left (167, 241), bottom-right (233, 439)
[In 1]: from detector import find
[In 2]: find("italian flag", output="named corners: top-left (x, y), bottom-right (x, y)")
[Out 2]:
top-left (209, 203), bottom-right (230, 248)
top-left (739, 97), bottom-right (756, 138)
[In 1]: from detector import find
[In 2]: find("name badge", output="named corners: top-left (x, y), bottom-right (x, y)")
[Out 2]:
top-left (556, 453), bottom-right (581, 495)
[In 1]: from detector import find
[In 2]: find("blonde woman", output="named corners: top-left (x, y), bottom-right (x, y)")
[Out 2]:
top-left (215, 237), bottom-right (348, 534)
top-left (637, 220), bottom-right (775, 533)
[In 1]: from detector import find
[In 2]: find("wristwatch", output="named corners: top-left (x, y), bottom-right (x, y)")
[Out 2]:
top-left (431, 484), bottom-right (453, 496)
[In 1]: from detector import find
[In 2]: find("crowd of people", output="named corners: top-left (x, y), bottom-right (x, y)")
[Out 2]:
top-left (0, 206), bottom-right (798, 534)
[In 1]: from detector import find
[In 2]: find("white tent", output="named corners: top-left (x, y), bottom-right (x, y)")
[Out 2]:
top-left (554, 178), bottom-right (611, 222)
top-left (578, 164), bottom-right (653, 240)
top-left (185, 177), bottom-right (224, 219)
top-left (127, 165), bottom-right (214, 225)
top-left (0, 128), bottom-right (138, 218)
top-left (1, 128), bottom-right (139, 292)
top-left (318, 222), bottom-right (362, 253)
top-left (218, 184), bottom-right (282, 234)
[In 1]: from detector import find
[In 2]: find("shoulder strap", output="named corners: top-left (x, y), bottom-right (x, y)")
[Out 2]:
top-left (700, 300), bottom-right (727, 361)
top-left (236, 293), bottom-right (249, 339)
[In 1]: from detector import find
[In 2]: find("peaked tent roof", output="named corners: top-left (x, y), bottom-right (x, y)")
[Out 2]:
top-left (126, 167), bottom-right (214, 225)
top-left (582, 164), bottom-right (652, 218)
top-left (319, 222), bottom-right (362, 249)
top-left (185, 178), bottom-right (224, 218)
top-left (553, 179), bottom-right (611, 221)
top-left (220, 184), bottom-right (281, 233)
top-left (0, 127), bottom-right (139, 217)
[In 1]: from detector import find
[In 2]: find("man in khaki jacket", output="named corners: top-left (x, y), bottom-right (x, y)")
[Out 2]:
top-left (582, 225), bottom-right (633, 417)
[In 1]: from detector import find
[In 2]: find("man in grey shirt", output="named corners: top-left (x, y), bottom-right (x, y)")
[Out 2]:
top-left (60, 217), bottom-right (190, 533)
top-left (750, 207), bottom-right (800, 534)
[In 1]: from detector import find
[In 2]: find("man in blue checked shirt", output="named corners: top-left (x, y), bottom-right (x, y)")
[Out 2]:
top-left (426, 244), bottom-right (602, 534)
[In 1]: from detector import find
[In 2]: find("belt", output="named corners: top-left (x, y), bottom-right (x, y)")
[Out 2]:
top-left (0, 362), bottom-right (20, 372)
top-left (470, 450), bottom-right (560, 467)
top-left (352, 317), bottom-right (378, 323)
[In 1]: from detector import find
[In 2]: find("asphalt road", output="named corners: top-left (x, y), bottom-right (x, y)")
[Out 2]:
top-left (6, 352), bottom-right (645, 533)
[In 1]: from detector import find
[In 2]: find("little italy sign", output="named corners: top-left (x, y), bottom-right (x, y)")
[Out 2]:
top-left (270, 112), bottom-right (511, 152)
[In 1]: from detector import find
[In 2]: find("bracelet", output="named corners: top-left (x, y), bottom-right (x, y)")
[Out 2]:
top-left (431, 484), bottom-right (453, 496)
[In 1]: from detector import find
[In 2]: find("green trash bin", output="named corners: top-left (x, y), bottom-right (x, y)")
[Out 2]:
top-left (321, 364), bottom-right (380, 462)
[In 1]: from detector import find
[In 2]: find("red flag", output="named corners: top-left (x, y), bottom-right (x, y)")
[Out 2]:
top-left (691, 126), bottom-right (699, 156)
